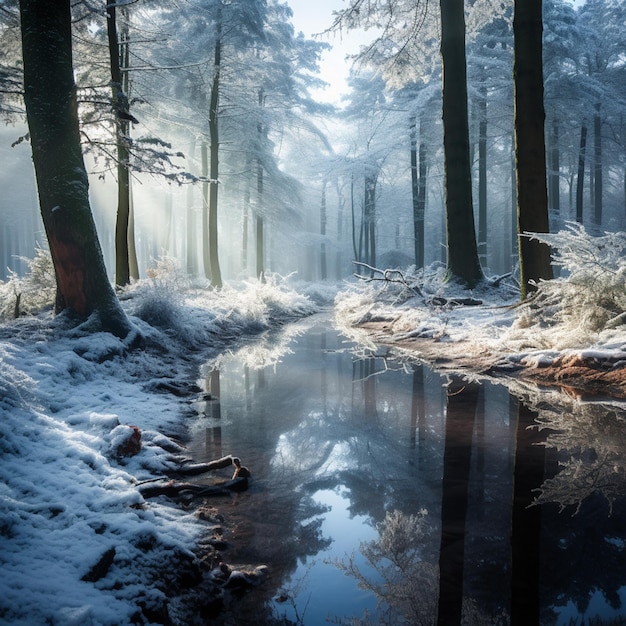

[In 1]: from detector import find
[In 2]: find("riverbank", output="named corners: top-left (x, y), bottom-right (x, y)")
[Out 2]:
top-left (358, 318), bottom-right (626, 399)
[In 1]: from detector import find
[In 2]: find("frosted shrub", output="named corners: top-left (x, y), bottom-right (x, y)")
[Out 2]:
top-left (144, 254), bottom-right (191, 291)
top-left (0, 247), bottom-right (56, 320)
top-left (513, 223), bottom-right (626, 346)
top-left (123, 256), bottom-right (205, 344)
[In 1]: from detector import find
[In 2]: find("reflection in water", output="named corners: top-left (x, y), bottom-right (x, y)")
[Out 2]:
top-left (189, 315), bottom-right (626, 625)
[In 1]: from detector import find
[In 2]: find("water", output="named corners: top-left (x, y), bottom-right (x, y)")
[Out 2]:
top-left (189, 314), bottom-right (626, 625)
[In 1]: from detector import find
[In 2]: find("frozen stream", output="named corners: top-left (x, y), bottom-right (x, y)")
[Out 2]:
top-left (188, 313), bottom-right (626, 625)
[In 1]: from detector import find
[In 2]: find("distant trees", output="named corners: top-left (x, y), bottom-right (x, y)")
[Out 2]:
top-left (19, 0), bottom-right (133, 337)
top-left (2, 0), bottom-right (626, 290)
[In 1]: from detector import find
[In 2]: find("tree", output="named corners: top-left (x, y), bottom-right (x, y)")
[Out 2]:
top-left (106, 0), bottom-right (136, 287)
top-left (513, 0), bottom-right (553, 299)
top-left (439, 0), bottom-right (483, 287)
top-left (19, 0), bottom-right (133, 338)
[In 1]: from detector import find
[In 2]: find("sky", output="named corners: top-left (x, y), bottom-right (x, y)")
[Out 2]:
top-left (287, 0), bottom-right (365, 103)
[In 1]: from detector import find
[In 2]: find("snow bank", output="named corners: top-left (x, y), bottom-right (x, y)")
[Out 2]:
top-left (335, 225), bottom-right (626, 375)
top-left (0, 269), bottom-right (317, 625)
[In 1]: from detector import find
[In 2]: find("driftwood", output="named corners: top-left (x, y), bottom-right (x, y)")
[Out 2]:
top-left (138, 477), bottom-right (249, 499)
top-left (172, 455), bottom-right (237, 477)
top-left (138, 455), bottom-right (251, 500)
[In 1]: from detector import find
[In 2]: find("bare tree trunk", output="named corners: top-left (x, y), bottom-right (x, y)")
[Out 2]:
top-left (107, 0), bottom-right (134, 287)
top-left (478, 79), bottom-right (487, 267)
top-left (594, 104), bottom-right (602, 227)
top-left (439, 0), bottom-right (483, 287)
top-left (320, 181), bottom-right (327, 280)
top-left (513, 0), bottom-right (553, 299)
top-left (548, 118), bottom-right (560, 214)
top-left (410, 115), bottom-right (427, 268)
top-left (20, 0), bottom-right (132, 338)
top-left (576, 123), bottom-right (587, 224)
top-left (201, 139), bottom-right (210, 279)
top-left (207, 14), bottom-right (223, 288)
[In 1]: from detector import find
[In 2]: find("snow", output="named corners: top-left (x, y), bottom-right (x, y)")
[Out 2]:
top-left (0, 269), bottom-right (320, 625)
top-left (3, 224), bottom-right (626, 623)
top-left (335, 225), bottom-right (626, 380)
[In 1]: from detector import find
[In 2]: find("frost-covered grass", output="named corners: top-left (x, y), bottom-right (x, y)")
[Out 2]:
top-left (335, 223), bottom-right (626, 369)
top-left (505, 223), bottom-right (626, 350)
top-left (0, 263), bottom-right (319, 625)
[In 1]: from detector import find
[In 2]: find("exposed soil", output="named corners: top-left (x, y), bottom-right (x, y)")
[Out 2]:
top-left (360, 320), bottom-right (626, 400)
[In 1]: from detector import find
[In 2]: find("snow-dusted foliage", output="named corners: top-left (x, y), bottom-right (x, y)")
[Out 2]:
top-left (508, 223), bottom-right (626, 349)
top-left (0, 246), bottom-right (56, 320)
top-left (336, 224), bottom-right (626, 361)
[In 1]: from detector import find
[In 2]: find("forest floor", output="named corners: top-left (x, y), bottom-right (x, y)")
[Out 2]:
top-left (359, 318), bottom-right (626, 400)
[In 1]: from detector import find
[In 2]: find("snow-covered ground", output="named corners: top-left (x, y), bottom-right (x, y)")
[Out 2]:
top-left (2, 224), bottom-right (626, 624)
top-left (0, 267), bottom-right (325, 625)
top-left (336, 224), bottom-right (626, 383)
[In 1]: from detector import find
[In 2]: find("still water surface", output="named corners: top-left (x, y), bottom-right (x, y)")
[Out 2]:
top-left (189, 314), bottom-right (626, 625)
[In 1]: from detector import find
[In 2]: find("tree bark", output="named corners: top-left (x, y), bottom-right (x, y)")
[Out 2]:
top-left (513, 0), bottom-right (553, 299)
top-left (439, 0), bottom-right (483, 287)
top-left (107, 0), bottom-right (132, 287)
top-left (478, 79), bottom-right (487, 266)
top-left (548, 118), bottom-right (560, 214)
top-left (575, 123), bottom-right (587, 224)
top-left (593, 104), bottom-right (602, 227)
top-left (410, 115), bottom-right (426, 269)
top-left (19, 0), bottom-right (133, 338)
top-left (320, 181), bottom-right (328, 280)
top-left (207, 13), bottom-right (223, 288)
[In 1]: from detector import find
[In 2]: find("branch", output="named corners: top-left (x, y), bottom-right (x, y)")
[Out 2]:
top-left (352, 261), bottom-right (423, 296)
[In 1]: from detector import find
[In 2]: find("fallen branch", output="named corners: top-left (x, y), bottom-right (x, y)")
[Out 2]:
top-left (172, 455), bottom-right (237, 477)
top-left (138, 455), bottom-right (252, 500)
top-left (352, 262), bottom-right (423, 296)
top-left (139, 477), bottom-right (249, 499)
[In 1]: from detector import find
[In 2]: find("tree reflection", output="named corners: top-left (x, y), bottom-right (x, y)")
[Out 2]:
top-left (508, 384), bottom-right (626, 621)
top-left (334, 509), bottom-right (438, 625)
top-left (510, 400), bottom-right (545, 625)
top-left (438, 376), bottom-right (479, 625)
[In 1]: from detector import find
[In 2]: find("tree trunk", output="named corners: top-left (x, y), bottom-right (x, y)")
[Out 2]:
top-left (478, 80), bottom-right (487, 267)
top-left (201, 139), bottom-right (210, 279)
top-left (320, 181), bottom-right (327, 280)
top-left (548, 118), bottom-right (560, 214)
top-left (19, 0), bottom-right (133, 338)
top-left (439, 0), bottom-right (483, 287)
top-left (256, 88), bottom-right (266, 282)
top-left (128, 186), bottom-right (139, 280)
top-left (186, 138), bottom-right (198, 277)
top-left (207, 16), bottom-right (223, 288)
top-left (594, 104), bottom-right (602, 227)
top-left (107, 1), bottom-right (133, 287)
top-left (364, 172), bottom-right (377, 270)
top-left (241, 154), bottom-right (252, 275)
top-left (410, 115), bottom-right (426, 268)
top-left (575, 123), bottom-right (587, 224)
top-left (513, 0), bottom-right (553, 299)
